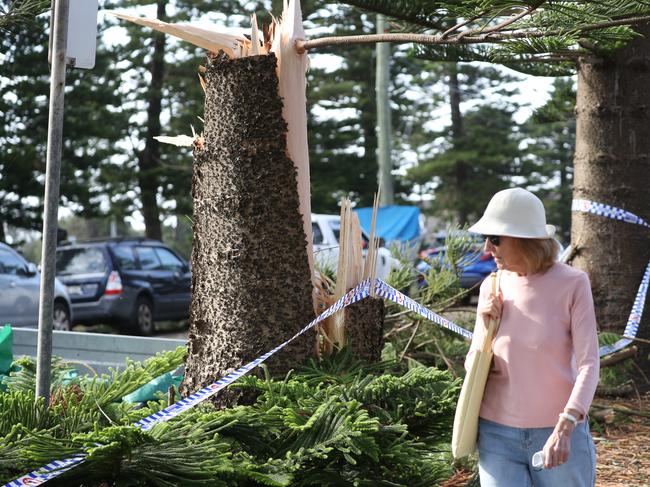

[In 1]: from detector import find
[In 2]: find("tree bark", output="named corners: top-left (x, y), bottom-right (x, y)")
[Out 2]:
top-left (448, 62), bottom-right (469, 225)
top-left (181, 52), bottom-right (315, 407)
top-left (345, 297), bottom-right (385, 363)
top-left (136, 0), bottom-right (165, 241)
top-left (573, 24), bottom-right (650, 378)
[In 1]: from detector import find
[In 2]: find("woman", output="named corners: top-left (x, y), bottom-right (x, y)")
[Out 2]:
top-left (467, 188), bottom-right (599, 487)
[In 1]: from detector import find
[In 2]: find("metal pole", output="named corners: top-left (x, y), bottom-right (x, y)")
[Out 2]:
top-left (36, 0), bottom-right (69, 405)
top-left (375, 14), bottom-right (394, 205)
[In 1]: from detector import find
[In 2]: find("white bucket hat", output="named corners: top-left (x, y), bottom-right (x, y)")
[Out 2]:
top-left (468, 188), bottom-right (555, 239)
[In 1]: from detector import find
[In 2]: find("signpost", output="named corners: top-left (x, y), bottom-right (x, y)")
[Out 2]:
top-left (36, 0), bottom-right (98, 405)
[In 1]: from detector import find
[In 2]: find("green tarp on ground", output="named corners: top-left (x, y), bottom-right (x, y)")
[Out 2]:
top-left (122, 371), bottom-right (183, 403)
top-left (0, 325), bottom-right (12, 374)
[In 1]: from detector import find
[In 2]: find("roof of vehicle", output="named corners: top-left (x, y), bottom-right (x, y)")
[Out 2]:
top-left (311, 213), bottom-right (341, 222)
top-left (0, 242), bottom-right (26, 257)
top-left (57, 237), bottom-right (163, 247)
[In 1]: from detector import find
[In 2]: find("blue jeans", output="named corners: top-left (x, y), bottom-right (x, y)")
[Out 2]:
top-left (478, 418), bottom-right (596, 487)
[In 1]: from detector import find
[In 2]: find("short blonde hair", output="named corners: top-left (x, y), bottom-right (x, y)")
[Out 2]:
top-left (513, 238), bottom-right (560, 275)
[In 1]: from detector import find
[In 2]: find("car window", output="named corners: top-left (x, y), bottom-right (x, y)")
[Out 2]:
top-left (154, 247), bottom-right (184, 272)
top-left (56, 248), bottom-right (108, 275)
top-left (0, 248), bottom-right (26, 275)
top-left (329, 221), bottom-right (341, 243)
top-left (135, 246), bottom-right (162, 271)
top-left (112, 245), bottom-right (137, 270)
top-left (312, 223), bottom-right (324, 245)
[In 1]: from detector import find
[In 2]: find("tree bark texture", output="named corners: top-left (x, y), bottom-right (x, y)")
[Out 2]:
top-left (573, 25), bottom-right (650, 375)
top-left (448, 62), bottom-right (469, 226)
top-left (181, 52), bottom-right (315, 407)
top-left (345, 297), bottom-right (385, 363)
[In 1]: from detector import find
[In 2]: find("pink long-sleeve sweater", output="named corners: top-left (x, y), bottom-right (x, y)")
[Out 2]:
top-left (466, 262), bottom-right (600, 428)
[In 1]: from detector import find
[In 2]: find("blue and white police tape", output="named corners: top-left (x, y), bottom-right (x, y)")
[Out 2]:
top-left (2, 455), bottom-right (86, 487)
top-left (3, 278), bottom-right (475, 486)
top-left (572, 198), bottom-right (649, 355)
top-left (134, 279), bottom-right (372, 431)
top-left (3, 280), bottom-right (372, 486)
top-left (373, 279), bottom-right (473, 340)
top-left (572, 199), bottom-right (650, 229)
top-left (598, 258), bottom-right (650, 357)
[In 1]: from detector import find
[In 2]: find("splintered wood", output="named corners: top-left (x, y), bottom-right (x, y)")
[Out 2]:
top-left (111, 0), bottom-right (314, 278)
top-left (316, 196), bottom-right (385, 362)
top-left (107, 12), bottom-right (267, 59)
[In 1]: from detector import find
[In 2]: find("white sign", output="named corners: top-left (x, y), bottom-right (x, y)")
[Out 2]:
top-left (66, 0), bottom-right (99, 69)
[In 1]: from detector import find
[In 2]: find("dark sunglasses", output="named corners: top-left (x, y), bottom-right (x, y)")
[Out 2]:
top-left (485, 235), bottom-right (501, 246)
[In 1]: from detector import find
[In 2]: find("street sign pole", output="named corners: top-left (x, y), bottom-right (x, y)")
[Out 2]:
top-left (36, 0), bottom-right (70, 405)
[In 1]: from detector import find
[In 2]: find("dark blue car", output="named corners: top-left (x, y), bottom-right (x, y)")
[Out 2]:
top-left (55, 238), bottom-right (191, 335)
top-left (416, 246), bottom-right (497, 292)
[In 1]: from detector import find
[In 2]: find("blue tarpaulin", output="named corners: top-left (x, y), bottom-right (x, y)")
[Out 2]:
top-left (354, 205), bottom-right (421, 243)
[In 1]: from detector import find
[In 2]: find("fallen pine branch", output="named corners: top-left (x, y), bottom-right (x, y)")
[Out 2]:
top-left (596, 382), bottom-right (635, 398)
top-left (592, 403), bottom-right (650, 419)
top-left (600, 346), bottom-right (637, 368)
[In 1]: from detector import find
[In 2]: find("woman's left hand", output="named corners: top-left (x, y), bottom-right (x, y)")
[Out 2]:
top-left (542, 416), bottom-right (576, 468)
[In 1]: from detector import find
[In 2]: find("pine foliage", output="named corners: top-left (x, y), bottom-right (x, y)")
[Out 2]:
top-left (338, 0), bottom-right (650, 75)
top-left (0, 348), bottom-right (460, 486)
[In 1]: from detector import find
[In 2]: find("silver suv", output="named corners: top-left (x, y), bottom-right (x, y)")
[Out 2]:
top-left (0, 242), bottom-right (73, 330)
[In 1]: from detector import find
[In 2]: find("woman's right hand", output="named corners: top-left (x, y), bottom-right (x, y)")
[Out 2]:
top-left (478, 291), bottom-right (503, 324)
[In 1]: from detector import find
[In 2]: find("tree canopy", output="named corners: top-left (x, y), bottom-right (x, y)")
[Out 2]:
top-left (306, 1), bottom-right (650, 76)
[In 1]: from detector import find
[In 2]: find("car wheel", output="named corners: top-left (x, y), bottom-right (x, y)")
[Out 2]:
top-left (53, 302), bottom-right (72, 331)
top-left (132, 297), bottom-right (155, 336)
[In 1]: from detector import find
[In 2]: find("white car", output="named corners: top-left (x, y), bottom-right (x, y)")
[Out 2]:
top-left (311, 213), bottom-right (398, 280)
top-left (0, 242), bottom-right (73, 330)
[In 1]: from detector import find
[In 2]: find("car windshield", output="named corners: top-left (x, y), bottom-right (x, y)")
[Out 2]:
top-left (56, 248), bottom-right (108, 276)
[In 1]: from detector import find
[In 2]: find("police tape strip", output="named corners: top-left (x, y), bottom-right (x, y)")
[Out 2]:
top-left (2, 279), bottom-right (373, 486)
top-left (374, 279), bottom-right (474, 340)
top-left (597, 258), bottom-right (650, 356)
top-left (3, 455), bottom-right (87, 487)
top-left (4, 277), bottom-right (479, 486)
top-left (7, 246), bottom-right (645, 485)
top-left (572, 199), bottom-right (650, 356)
top-left (572, 199), bottom-right (650, 229)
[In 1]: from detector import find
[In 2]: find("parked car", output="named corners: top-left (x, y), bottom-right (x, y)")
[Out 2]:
top-left (312, 213), bottom-right (399, 280)
top-left (417, 235), bottom-right (565, 292)
top-left (0, 242), bottom-right (73, 330)
top-left (416, 246), bottom-right (497, 292)
top-left (55, 238), bottom-right (191, 335)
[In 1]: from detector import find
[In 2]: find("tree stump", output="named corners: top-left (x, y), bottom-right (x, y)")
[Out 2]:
top-left (180, 52), bottom-right (315, 407)
top-left (344, 297), bottom-right (385, 364)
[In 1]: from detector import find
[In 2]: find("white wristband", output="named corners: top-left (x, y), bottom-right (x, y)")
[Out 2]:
top-left (559, 411), bottom-right (578, 426)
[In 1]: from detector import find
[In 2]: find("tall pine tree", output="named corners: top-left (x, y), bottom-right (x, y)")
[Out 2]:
top-left (0, 5), bottom-right (128, 241)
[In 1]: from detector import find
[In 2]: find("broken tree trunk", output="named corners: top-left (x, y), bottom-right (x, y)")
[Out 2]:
top-left (180, 52), bottom-right (314, 407)
top-left (317, 197), bottom-right (386, 363)
top-left (345, 297), bottom-right (386, 363)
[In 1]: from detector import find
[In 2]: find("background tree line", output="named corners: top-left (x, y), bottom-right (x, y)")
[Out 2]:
top-left (0, 0), bottom-right (574, 249)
